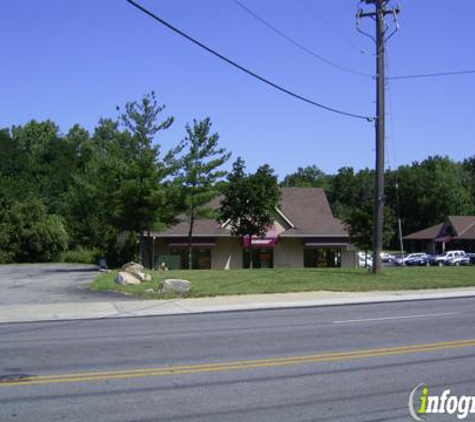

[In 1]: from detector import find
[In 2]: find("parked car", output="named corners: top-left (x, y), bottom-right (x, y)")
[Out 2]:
top-left (466, 253), bottom-right (475, 265)
top-left (446, 251), bottom-right (469, 266)
top-left (429, 250), bottom-right (466, 266)
top-left (404, 253), bottom-right (432, 266)
top-left (393, 253), bottom-right (404, 266)
top-left (358, 252), bottom-right (373, 268)
top-left (380, 252), bottom-right (395, 263)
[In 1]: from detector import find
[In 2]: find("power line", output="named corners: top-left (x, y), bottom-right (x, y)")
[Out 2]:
top-left (385, 51), bottom-right (405, 259)
top-left (233, 0), bottom-right (373, 78)
top-left (303, 0), bottom-right (370, 56)
top-left (125, 0), bottom-right (372, 121)
top-left (389, 69), bottom-right (475, 80)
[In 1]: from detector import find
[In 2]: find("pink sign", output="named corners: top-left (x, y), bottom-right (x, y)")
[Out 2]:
top-left (242, 226), bottom-right (278, 248)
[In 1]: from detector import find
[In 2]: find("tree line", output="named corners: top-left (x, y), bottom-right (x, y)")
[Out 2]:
top-left (0, 92), bottom-right (230, 265)
top-left (1, 91), bottom-right (474, 264)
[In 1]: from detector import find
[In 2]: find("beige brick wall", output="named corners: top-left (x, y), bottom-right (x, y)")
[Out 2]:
top-left (341, 248), bottom-right (358, 268)
top-left (211, 238), bottom-right (243, 270)
top-left (150, 237), bottom-right (357, 269)
top-left (274, 238), bottom-right (304, 268)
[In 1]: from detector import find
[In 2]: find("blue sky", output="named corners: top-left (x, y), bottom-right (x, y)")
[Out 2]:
top-left (1, 1), bottom-right (474, 178)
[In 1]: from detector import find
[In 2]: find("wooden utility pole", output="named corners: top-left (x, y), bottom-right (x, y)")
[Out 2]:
top-left (357, 0), bottom-right (399, 273)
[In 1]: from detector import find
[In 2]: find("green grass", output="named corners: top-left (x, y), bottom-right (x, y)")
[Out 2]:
top-left (90, 266), bottom-right (475, 299)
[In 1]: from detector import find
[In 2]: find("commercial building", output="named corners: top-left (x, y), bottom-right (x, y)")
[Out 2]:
top-left (146, 187), bottom-right (357, 269)
top-left (404, 216), bottom-right (475, 253)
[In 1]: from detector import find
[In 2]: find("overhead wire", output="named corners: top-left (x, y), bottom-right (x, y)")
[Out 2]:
top-left (125, 0), bottom-right (373, 121)
top-left (354, 1), bottom-right (475, 82)
top-left (385, 50), bottom-right (399, 173)
top-left (389, 69), bottom-right (475, 80)
top-left (233, 0), bottom-right (373, 78)
top-left (304, 0), bottom-right (370, 56)
top-left (385, 49), bottom-right (405, 255)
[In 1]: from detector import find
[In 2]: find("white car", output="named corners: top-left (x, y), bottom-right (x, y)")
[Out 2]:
top-left (380, 252), bottom-right (395, 263)
top-left (431, 250), bottom-right (466, 266)
top-left (358, 252), bottom-right (373, 268)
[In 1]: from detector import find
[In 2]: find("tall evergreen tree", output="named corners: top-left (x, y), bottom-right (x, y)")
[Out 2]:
top-left (115, 91), bottom-right (178, 264)
top-left (177, 118), bottom-right (231, 269)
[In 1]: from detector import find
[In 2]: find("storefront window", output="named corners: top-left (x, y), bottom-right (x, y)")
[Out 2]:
top-left (243, 249), bottom-right (274, 269)
top-left (304, 248), bottom-right (341, 268)
top-left (170, 248), bottom-right (211, 269)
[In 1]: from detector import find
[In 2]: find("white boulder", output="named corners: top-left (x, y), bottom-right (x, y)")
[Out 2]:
top-left (115, 271), bottom-right (142, 285)
top-left (120, 262), bottom-right (150, 283)
top-left (159, 279), bottom-right (191, 294)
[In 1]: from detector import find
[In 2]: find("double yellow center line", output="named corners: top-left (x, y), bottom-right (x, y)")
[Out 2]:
top-left (3, 338), bottom-right (475, 387)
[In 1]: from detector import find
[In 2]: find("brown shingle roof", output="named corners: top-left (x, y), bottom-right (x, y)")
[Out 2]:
top-left (404, 216), bottom-right (475, 240)
top-left (460, 224), bottom-right (475, 239)
top-left (404, 223), bottom-right (444, 240)
top-left (154, 196), bottom-right (227, 237)
top-left (278, 188), bottom-right (347, 237)
top-left (447, 216), bottom-right (475, 237)
top-left (153, 187), bottom-right (348, 238)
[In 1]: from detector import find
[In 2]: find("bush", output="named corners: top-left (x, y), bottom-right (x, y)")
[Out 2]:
top-left (60, 247), bottom-right (101, 264)
top-left (1, 199), bottom-right (69, 262)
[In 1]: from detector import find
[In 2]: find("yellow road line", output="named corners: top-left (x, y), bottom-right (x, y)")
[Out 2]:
top-left (2, 338), bottom-right (475, 387)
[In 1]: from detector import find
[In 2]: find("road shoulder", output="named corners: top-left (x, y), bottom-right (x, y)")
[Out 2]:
top-left (2, 286), bottom-right (475, 323)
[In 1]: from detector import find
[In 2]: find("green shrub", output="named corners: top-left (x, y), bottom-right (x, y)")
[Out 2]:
top-left (60, 246), bottom-right (101, 264)
top-left (1, 199), bottom-right (69, 262)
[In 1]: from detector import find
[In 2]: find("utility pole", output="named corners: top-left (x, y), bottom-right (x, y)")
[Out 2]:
top-left (357, 0), bottom-right (399, 274)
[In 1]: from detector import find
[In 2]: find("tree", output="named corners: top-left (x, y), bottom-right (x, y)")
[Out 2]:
top-left (281, 165), bottom-right (330, 190)
top-left (324, 166), bottom-right (375, 230)
top-left (219, 158), bottom-right (281, 268)
top-left (344, 200), bottom-right (395, 260)
top-left (114, 91), bottom-right (178, 265)
top-left (9, 120), bottom-right (77, 214)
top-left (0, 123), bottom-right (72, 263)
top-left (462, 155), bottom-right (475, 211)
top-left (385, 156), bottom-right (474, 236)
top-left (177, 118), bottom-right (231, 269)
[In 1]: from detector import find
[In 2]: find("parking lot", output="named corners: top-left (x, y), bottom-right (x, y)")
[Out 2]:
top-left (0, 264), bottom-right (127, 305)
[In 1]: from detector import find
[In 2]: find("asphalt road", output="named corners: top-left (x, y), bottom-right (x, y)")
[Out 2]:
top-left (0, 264), bottom-right (127, 305)
top-left (2, 297), bottom-right (475, 421)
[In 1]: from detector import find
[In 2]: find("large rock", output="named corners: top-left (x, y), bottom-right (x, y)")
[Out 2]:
top-left (121, 262), bottom-right (145, 273)
top-left (115, 271), bottom-right (142, 285)
top-left (159, 279), bottom-right (191, 294)
top-left (121, 262), bottom-right (148, 282)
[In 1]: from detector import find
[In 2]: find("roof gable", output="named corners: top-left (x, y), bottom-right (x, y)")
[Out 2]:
top-left (153, 187), bottom-right (348, 238)
top-left (404, 216), bottom-right (475, 240)
top-left (404, 223), bottom-right (444, 240)
top-left (447, 216), bottom-right (475, 237)
top-left (279, 188), bottom-right (347, 237)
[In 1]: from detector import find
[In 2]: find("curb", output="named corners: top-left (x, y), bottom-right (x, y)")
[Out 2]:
top-left (2, 289), bottom-right (475, 324)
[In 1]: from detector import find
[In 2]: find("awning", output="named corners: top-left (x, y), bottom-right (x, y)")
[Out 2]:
top-left (168, 237), bottom-right (216, 248)
top-left (168, 243), bottom-right (215, 248)
top-left (242, 226), bottom-right (278, 248)
top-left (434, 235), bottom-right (452, 244)
top-left (304, 242), bottom-right (348, 247)
top-left (304, 237), bottom-right (349, 247)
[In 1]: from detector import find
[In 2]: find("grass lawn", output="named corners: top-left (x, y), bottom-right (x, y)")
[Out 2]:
top-left (90, 266), bottom-right (475, 299)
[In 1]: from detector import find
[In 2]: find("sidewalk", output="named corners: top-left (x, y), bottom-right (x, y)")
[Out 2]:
top-left (2, 287), bottom-right (475, 323)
